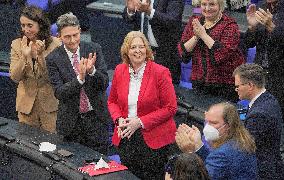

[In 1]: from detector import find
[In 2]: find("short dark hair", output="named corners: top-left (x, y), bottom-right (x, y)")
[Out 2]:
top-left (233, 63), bottom-right (266, 88)
top-left (56, 12), bottom-right (80, 33)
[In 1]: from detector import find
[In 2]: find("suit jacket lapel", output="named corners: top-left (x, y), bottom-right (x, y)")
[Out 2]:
top-left (247, 92), bottom-right (267, 115)
top-left (58, 45), bottom-right (76, 79)
top-left (123, 66), bottom-right (130, 111)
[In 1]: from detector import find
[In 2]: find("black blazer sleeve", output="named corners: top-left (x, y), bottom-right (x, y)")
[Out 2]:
top-left (122, 6), bottom-right (141, 31)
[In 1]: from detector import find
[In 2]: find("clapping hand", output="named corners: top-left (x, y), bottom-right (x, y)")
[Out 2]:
top-left (255, 8), bottom-right (272, 25)
top-left (255, 8), bottom-right (275, 32)
top-left (165, 172), bottom-right (173, 180)
top-left (138, 0), bottom-right (151, 15)
top-left (78, 57), bottom-right (87, 81)
top-left (85, 53), bottom-right (96, 74)
top-left (247, 4), bottom-right (275, 32)
top-left (246, 4), bottom-right (258, 30)
top-left (126, 0), bottom-right (141, 13)
top-left (175, 124), bottom-right (195, 153)
top-left (30, 39), bottom-right (45, 60)
top-left (188, 125), bottom-right (203, 149)
top-left (34, 39), bottom-right (45, 55)
top-left (175, 124), bottom-right (202, 153)
top-left (192, 18), bottom-right (206, 39)
top-left (78, 53), bottom-right (96, 81)
top-left (21, 36), bottom-right (33, 58)
top-left (21, 36), bottom-right (46, 59)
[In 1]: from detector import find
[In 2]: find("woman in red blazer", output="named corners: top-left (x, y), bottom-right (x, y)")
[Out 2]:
top-left (108, 31), bottom-right (177, 180)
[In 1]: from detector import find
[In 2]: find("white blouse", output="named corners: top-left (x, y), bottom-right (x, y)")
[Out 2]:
top-left (128, 62), bottom-right (146, 119)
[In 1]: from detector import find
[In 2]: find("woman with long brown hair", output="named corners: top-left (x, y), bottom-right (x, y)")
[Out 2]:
top-left (9, 5), bottom-right (61, 132)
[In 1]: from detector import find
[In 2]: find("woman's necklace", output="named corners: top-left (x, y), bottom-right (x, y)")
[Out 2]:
top-left (204, 13), bottom-right (222, 29)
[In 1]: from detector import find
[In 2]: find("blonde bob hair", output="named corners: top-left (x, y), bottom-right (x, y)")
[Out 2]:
top-left (120, 31), bottom-right (154, 65)
top-left (198, 0), bottom-right (226, 12)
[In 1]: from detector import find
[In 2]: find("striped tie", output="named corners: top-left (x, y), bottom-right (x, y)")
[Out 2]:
top-left (72, 53), bottom-right (89, 113)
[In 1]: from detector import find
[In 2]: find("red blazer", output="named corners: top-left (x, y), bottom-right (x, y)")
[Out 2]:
top-left (108, 61), bottom-right (177, 149)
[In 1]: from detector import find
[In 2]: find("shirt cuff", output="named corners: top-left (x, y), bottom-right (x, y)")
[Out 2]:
top-left (89, 66), bottom-right (96, 76)
top-left (147, 8), bottom-right (155, 19)
top-left (138, 118), bottom-right (144, 129)
top-left (77, 75), bottom-right (85, 85)
top-left (195, 143), bottom-right (204, 152)
top-left (210, 40), bottom-right (222, 51)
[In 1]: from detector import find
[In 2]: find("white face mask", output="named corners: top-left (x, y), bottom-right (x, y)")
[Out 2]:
top-left (203, 124), bottom-right (226, 141)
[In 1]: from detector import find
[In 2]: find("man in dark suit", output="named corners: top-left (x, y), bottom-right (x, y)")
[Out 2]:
top-left (233, 63), bottom-right (284, 179)
top-left (123, 0), bottom-right (185, 85)
top-left (46, 12), bottom-right (109, 154)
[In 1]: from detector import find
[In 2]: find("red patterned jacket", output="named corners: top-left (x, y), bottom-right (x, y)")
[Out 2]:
top-left (178, 14), bottom-right (245, 85)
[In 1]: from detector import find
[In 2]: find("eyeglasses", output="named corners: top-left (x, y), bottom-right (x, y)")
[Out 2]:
top-left (235, 83), bottom-right (248, 90)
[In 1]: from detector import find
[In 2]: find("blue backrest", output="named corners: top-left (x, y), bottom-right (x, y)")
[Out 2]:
top-left (247, 47), bottom-right (256, 63)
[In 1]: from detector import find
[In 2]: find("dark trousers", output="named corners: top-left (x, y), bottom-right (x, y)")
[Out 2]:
top-left (63, 110), bottom-right (109, 155)
top-left (118, 130), bottom-right (178, 180)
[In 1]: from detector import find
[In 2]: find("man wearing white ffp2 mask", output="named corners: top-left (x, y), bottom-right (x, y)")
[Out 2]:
top-left (203, 123), bottom-right (226, 142)
top-left (175, 102), bottom-right (257, 179)
top-left (201, 105), bottom-right (228, 142)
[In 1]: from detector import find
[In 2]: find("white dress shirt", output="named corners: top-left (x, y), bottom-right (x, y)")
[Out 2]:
top-left (249, 88), bottom-right (266, 109)
top-left (128, 62), bottom-right (146, 118)
top-left (127, 62), bottom-right (146, 128)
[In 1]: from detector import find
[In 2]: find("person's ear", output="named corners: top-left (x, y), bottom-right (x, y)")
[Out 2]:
top-left (248, 82), bottom-right (254, 89)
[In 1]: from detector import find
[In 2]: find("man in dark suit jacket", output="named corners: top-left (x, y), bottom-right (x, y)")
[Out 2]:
top-left (46, 12), bottom-right (109, 154)
top-left (233, 63), bottom-right (284, 179)
top-left (123, 0), bottom-right (185, 85)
